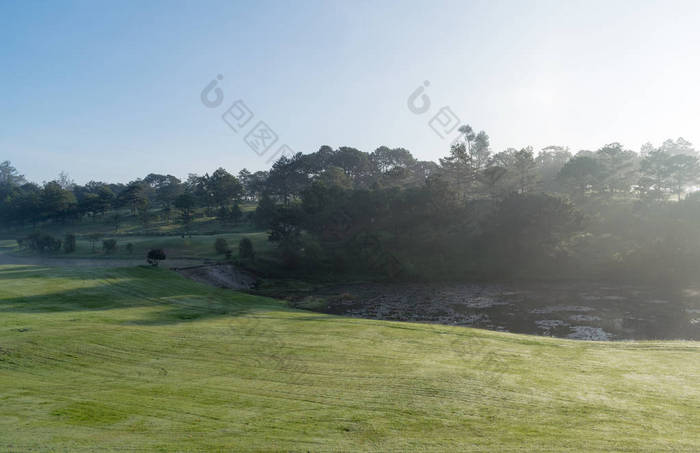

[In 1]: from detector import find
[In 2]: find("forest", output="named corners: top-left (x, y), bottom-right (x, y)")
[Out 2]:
top-left (3, 126), bottom-right (700, 284)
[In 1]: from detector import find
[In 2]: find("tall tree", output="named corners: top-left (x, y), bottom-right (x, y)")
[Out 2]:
top-left (0, 161), bottom-right (25, 187)
top-left (639, 150), bottom-right (672, 200)
top-left (512, 147), bottom-right (537, 194)
top-left (174, 193), bottom-right (196, 236)
top-left (558, 155), bottom-right (602, 197)
top-left (660, 137), bottom-right (696, 156)
top-left (41, 181), bottom-right (76, 222)
top-left (209, 168), bottom-right (242, 209)
top-left (535, 146), bottom-right (571, 191)
top-left (667, 154), bottom-right (699, 201)
top-left (117, 182), bottom-right (147, 216)
top-left (595, 143), bottom-right (638, 194)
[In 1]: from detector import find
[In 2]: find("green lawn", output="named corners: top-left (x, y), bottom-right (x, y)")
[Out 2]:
top-left (0, 265), bottom-right (698, 451)
top-left (1, 205), bottom-right (259, 238)
top-left (0, 204), bottom-right (268, 261)
top-left (3, 231), bottom-right (272, 262)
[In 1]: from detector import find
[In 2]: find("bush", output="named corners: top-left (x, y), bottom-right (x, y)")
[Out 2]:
top-left (125, 243), bottom-right (134, 254)
top-left (147, 248), bottom-right (166, 266)
top-left (43, 236), bottom-right (62, 254)
top-left (214, 238), bottom-right (230, 255)
top-left (102, 239), bottom-right (118, 254)
top-left (239, 237), bottom-right (255, 262)
top-left (22, 232), bottom-right (62, 254)
top-left (63, 234), bottom-right (76, 253)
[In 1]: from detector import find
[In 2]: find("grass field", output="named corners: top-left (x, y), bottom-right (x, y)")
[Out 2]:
top-left (1, 265), bottom-right (699, 451)
top-left (0, 204), bottom-right (273, 262)
top-left (0, 205), bottom-right (259, 238)
top-left (1, 230), bottom-right (272, 262)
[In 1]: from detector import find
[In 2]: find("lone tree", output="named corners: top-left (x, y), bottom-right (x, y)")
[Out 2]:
top-left (63, 233), bottom-right (76, 253)
top-left (239, 237), bottom-right (255, 262)
top-left (102, 239), bottom-right (117, 254)
top-left (174, 193), bottom-right (196, 237)
top-left (214, 238), bottom-right (230, 255)
top-left (147, 248), bottom-right (166, 267)
top-left (87, 233), bottom-right (102, 253)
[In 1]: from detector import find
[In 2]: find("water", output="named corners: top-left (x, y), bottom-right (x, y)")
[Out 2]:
top-left (308, 281), bottom-right (700, 340)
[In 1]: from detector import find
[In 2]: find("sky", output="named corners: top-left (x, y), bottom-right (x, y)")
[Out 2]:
top-left (3, 0), bottom-right (700, 184)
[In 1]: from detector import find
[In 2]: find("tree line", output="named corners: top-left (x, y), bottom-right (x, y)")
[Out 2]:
top-left (3, 128), bottom-right (700, 282)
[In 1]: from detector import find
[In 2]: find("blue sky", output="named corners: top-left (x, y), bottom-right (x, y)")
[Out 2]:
top-left (3, 0), bottom-right (700, 183)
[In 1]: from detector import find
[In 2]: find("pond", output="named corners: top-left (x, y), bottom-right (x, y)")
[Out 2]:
top-left (300, 281), bottom-right (700, 341)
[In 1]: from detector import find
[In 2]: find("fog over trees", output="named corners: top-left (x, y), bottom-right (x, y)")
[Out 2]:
top-left (3, 129), bottom-right (700, 283)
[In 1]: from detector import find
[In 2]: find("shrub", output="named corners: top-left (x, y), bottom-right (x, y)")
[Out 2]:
top-left (102, 239), bottom-right (118, 254)
top-left (63, 234), bottom-right (76, 253)
top-left (22, 232), bottom-right (62, 254)
top-left (239, 237), bottom-right (255, 262)
top-left (147, 248), bottom-right (166, 266)
top-left (42, 236), bottom-right (62, 253)
top-left (214, 238), bottom-right (230, 255)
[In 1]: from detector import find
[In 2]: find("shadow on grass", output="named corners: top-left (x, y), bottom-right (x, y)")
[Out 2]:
top-left (0, 265), bottom-right (283, 325)
top-left (0, 266), bottom-right (57, 279)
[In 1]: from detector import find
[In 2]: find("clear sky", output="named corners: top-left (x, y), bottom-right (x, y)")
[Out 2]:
top-left (3, 0), bottom-right (700, 184)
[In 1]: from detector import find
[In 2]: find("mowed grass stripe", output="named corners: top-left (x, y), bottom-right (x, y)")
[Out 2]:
top-left (0, 264), bottom-right (698, 451)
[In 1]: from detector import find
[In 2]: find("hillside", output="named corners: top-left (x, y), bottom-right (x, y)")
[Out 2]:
top-left (1, 265), bottom-right (699, 451)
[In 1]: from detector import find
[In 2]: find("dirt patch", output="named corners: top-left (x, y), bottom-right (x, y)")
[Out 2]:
top-left (176, 264), bottom-right (257, 290)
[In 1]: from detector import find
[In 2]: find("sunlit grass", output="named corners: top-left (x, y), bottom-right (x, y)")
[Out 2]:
top-left (0, 265), bottom-right (698, 451)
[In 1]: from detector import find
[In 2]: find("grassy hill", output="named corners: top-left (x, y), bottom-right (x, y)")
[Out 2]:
top-left (1, 265), bottom-right (698, 451)
top-left (0, 204), bottom-right (259, 239)
top-left (0, 204), bottom-right (275, 263)
top-left (4, 231), bottom-right (271, 261)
